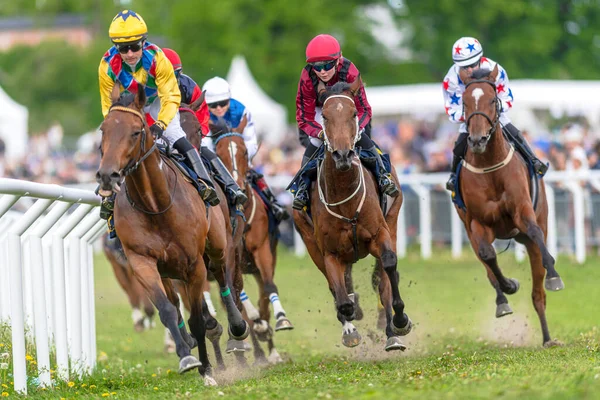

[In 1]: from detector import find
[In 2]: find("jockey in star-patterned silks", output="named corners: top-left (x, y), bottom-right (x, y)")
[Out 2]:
top-left (443, 36), bottom-right (548, 192)
top-left (96, 10), bottom-right (220, 234)
top-left (162, 48), bottom-right (247, 207)
top-left (202, 76), bottom-right (290, 222)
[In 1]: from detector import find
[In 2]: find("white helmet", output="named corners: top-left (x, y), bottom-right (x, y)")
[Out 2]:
top-left (203, 77), bottom-right (231, 104)
top-left (452, 37), bottom-right (483, 67)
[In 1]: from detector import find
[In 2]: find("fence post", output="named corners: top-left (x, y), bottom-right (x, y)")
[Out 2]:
top-left (414, 184), bottom-right (432, 259)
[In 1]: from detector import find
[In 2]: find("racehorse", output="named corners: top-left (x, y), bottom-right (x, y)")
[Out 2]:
top-left (292, 78), bottom-right (412, 352)
top-left (456, 65), bottom-right (564, 347)
top-left (96, 85), bottom-right (249, 385)
top-left (181, 100), bottom-right (290, 364)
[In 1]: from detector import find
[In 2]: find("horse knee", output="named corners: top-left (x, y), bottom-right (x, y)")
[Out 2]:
top-left (478, 243), bottom-right (496, 263)
top-left (381, 250), bottom-right (397, 271)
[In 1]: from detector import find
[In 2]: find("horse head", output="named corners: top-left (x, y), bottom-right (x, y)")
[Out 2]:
top-left (459, 65), bottom-right (501, 154)
top-left (321, 77), bottom-right (362, 171)
top-left (96, 84), bottom-right (153, 197)
top-left (212, 115), bottom-right (249, 189)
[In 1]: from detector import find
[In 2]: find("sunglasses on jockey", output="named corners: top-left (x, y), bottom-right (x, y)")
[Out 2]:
top-left (208, 99), bottom-right (230, 109)
top-left (311, 60), bottom-right (337, 72)
top-left (460, 60), bottom-right (480, 70)
top-left (117, 41), bottom-right (144, 54)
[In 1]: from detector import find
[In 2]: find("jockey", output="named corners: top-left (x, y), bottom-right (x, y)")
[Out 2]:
top-left (293, 34), bottom-right (399, 210)
top-left (162, 48), bottom-right (247, 206)
top-left (443, 36), bottom-right (548, 192)
top-left (97, 10), bottom-right (219, 225)
top-left (202, 76), bottom-right (290, 222)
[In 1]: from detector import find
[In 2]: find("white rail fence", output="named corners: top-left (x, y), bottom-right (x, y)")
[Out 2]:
top-left (289, 169), bottom-right (600, 264)
top-left (0, 178), bottom-right (103, 395)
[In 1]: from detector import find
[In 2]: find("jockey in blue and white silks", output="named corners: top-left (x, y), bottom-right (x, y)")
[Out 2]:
top-left (442, 36), bottom-right (548, 192)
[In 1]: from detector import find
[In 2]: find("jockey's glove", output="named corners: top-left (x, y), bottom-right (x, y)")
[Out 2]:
top-left (210, 118), bottom-right (230, 135)
top-left (150, 120), bottom-right (166, 139)
top-left (318, 130), bottom-right (325, 140)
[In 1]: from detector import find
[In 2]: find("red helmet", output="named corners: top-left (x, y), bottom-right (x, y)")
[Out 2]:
top-left (305, 34), bottom-right (341, 63)
top-left (162, 48), bottom-right (182, 72)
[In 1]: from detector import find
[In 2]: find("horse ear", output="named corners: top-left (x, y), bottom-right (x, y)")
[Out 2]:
top-left (111, 82), bottom-right (121, 104)
top-left (490, 64), bottom-right (499, 81)
top-left (459, 68), bottom-right (470, 85)
top-left (232, 114), bottom-right (247, 133)
top-left (190, 90), bottom-right (205, 112)
top-left (349, 75), bottom-right (362, 96)
top-left (134, 86), bottom-right (146, 109)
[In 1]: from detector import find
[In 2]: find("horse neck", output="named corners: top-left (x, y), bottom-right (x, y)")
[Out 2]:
top-left (467, 125), bottom-right (510, 168)
top-left (125, 150), bottom-right (173, 213)
top-left (320, 152), bottom-right (362, 207)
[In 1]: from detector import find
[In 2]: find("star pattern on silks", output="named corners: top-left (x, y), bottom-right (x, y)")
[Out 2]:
top-left (496, 84), bottom-right (505, 93)
top-left (454, 45), bottom-right (462, 55)
top-left (506, 101), bottom-right (512, 108)
top-left (500, 70), bottom-right (506, 80)
top-left (445, 106), bottom-right (450, 115)
top-left (443, 80), bottom-right (450, 90)
top-left (508, 88), bottom-right (514, 101)
top-left (480, 56), bottom-right (488, 63)
top-left (450, 92), bottom-right (461, 105)
top-left (467, 43), bottom-right (476, 52)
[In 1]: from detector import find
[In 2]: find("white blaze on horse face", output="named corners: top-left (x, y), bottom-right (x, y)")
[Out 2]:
top-left (229, 141), bottom-right (239, 181)
top-left (336, 103), bottom-right (344, 113)
top-left (472, 88), bottom-right (484, 110)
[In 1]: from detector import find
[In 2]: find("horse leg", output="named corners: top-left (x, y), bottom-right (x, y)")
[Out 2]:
top-left (163, 279), bottom-right (197, 350)
top-left (252, 240), bottom-right (293, 331)
top-left (368, 228), bottom-right (411, 352)
top-left (469, 220), bottom-right (520, 295)
top-left (344, 265), bottom-right (363, 321)
top-left (513, 207), bottom-right (564, 291)
top-left (185, 259), bottom-right (217, 386)
top-left (128, 255), bottom-right (199, 374)
top-left (252, 272), bottom-right (282, 364)
top-left (522, 238), bottom-right (561, 347)
top-left (485, 267), bottom-right (513, 318)
top-left (374, 261), bottom-right (404, 350)
top-left (201, 297), bottom-right (225, 370)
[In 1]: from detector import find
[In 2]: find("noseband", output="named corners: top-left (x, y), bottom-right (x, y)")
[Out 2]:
top-left (107, 105), bottom-right (156, 176)
top-left (321, 94), bottom-right (361, 152)
top-left (464, 79), bottom-right (502, 139)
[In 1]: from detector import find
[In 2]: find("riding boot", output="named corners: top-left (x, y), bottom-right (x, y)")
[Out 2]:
top-left (363, 146), bottom-right (399, 198)
top-left (184, 149), bottom-right (220, 206)
top-left (292, 153), bottom-right (317, 210)
top-left (446, 131), bottom-right (469, 192)
top-left (209, 158), bottom-right (248, 206)
top-left (504, 123), bottom-right (549, 176)
top-left (250, 170), bottom-right (290, 221)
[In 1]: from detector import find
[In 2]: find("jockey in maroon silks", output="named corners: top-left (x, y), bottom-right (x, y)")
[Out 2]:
top-left (292, 34), bottom-right (399, 210)
top-left (162, 48), bottom-right (247, 206)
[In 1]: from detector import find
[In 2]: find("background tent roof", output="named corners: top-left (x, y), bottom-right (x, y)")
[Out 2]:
top-left (226, 56), bottom-right (287, 146)
top-left (0, 85), bottom-right (28, 160)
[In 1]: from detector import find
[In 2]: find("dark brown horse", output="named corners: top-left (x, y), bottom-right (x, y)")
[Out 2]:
top-left (293, 79), bottom-right (412, 352)
top-left (96, 86), bottom-right (249, 385)
top-left (181, 100), bottom-right (290, 364)
top-left (457, 65), bottom-right (564, 347)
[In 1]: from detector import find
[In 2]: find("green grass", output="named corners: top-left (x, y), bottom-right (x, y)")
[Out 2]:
top-left (1, 247), bottom-right (600, 399)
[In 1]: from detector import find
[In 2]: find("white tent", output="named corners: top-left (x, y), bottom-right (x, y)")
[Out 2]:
top-left (226, 56), bottom-right (288, 146)
top-left (0, 85), bottom-right (28, 160)
top-left (365, 80), bottom-right (600, 135)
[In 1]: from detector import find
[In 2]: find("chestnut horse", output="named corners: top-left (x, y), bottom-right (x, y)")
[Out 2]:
top-left (96, 86), bottom-right (249, 385)
top-left (181, 100), bottom-right (290, 364)
top-left (456, 65), bottom-right (564, 347)
top-left (293, 79), bottom-right (412, 352)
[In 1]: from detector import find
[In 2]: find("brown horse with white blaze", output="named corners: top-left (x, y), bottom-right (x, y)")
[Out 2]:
top-left (293, 79), bottom-right (412, 352)
top-left (456, 65), bottom-right (564, 347)
top-left (95, 86), bottom-right (249, 385)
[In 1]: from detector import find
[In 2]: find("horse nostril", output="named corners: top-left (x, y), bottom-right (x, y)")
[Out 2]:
top-left (110, 172), bottom-right (121, 181)
top-left (348, 150), bottom-right (356, 159)
top-left (332, 150), bottom-right (342, 162)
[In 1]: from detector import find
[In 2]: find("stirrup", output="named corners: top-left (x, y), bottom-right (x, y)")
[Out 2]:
top-left (200, 185), bottom-right (220, 206)
top-left (380, 174), bottom-right (399, 197)
top-left (271, 203), bottom-right (290, 221)
top-left (230, 189), bottom-right (248, 206)
top-left (107, 215), bottom-right (117, 239)
top-left (533, 160), bottom-right (549, 176)
top-left (292, 191), bottom-right (308, 210)
top-left (446, 174), bottom-right (456, 192)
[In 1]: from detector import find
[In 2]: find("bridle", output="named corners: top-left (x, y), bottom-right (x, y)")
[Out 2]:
top-left (321, 94), bottom-right (361, 152)
top-left (464, 79), bottom-right (502, 141)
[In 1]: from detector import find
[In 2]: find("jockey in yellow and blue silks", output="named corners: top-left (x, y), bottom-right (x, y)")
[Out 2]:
top-left (97, 10), bottom-right (219, 224)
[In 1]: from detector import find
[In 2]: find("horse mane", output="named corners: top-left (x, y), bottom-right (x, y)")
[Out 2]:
top-left (470, 68), bottom-right (492, 80)
top-left (324, 82), bottom-right (353, 98)
top-left (111, 92), bottom-right (136, 108)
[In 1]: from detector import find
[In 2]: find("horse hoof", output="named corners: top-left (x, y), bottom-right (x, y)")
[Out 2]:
top-left (268, 349), bottom-right (284, 364)
top-left (504, 278), bottom-right (520, 295)
top-left (229, 321), bottom-right (250, 341)
top-left (275, 317), bottom-right (294, 331)
top-left (384, 336), bottom-right (407, 352)
top-left (543, 339), bottom-right (564, 348)
top-left (206, 323), bottom-right (224, 342)
top-left (256, 325), bottom-right (273, 342)
top-left (253, 319), bottom-right (269, 333)
top-left (342, 330), bottom-right (362, 348)
top-left (226, 339), bottom-right (246, 353)
top-left (545, 276), bottom-right (565, 291)
top-left (203, 375), bottom-right (218, 386)
top-left (178, 355), bottom-right (202, 374)
top-left (495, 303), bottom-right (513, 318)
top-left (134, 321), bottom-right (145, 333)
top-left (391, 315), bottom-right (412, 336)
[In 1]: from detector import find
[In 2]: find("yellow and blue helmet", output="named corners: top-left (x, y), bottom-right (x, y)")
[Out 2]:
top-left (108, 10), bottom-right (148, 44)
